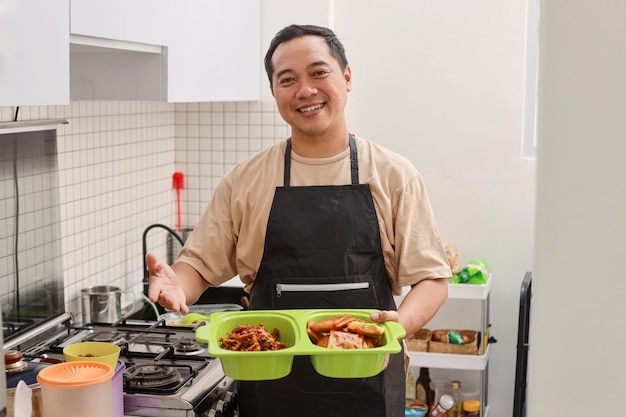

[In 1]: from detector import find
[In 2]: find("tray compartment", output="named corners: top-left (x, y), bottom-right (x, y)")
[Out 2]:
top-left (302, 309), bottom-right (405, 378)
top-left (198, 310), bottom-right (299, 380)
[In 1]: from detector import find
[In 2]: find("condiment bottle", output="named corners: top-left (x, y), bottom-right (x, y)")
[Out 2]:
top-left (448, 380), bottom-right (462, 417)
top-left (429, 394), bottom-right (454, 417)
top-left (415, 367), bottom-right (432, 409)
top-left (462, 400), bottom-right (481, 417)
top-left (406, 370), bottom-right (415, 399)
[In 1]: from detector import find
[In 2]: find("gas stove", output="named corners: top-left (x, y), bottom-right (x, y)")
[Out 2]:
top-left (5, 313), bottom-right (237, 417)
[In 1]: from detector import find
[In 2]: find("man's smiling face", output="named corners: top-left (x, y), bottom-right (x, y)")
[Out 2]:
top-left (271, 35), bottom-right (352, 141)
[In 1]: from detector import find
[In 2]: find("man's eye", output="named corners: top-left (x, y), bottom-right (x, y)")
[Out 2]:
top-left (279, 77), bottom-right (295, 85)
top-left (313, 70), bottom-right (328, 76)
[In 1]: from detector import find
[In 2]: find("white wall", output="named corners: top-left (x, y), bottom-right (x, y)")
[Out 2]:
top-left (529, 1), bottom-right (626, 416)
top-left (331, 2), bottom-right (535, 416)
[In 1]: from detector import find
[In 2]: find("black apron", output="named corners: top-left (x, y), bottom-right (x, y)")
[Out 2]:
top-left (238, 135), bottom-right (405, 417)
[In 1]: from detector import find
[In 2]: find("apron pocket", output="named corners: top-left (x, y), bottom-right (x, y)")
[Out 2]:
top-left (270, 276), bottom-right (379, 309)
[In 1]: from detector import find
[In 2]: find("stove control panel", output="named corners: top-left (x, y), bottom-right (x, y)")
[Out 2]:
top-left (204, 381), bottom-right (237, 417)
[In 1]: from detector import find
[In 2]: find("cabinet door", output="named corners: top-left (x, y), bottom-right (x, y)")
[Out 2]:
top-left (166, 0), bottom-right (261, 102)
top-left (125, 0), bottom-right (170, 46)
top-left (72, 0), bottom-right (168, 46)
top-left (70, 0), bottom-right (125, 40)
top-left (0, 0), bottom-right (69, 106)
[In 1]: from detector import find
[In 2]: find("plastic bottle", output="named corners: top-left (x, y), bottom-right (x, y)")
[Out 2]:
top-left (448, 380), bottom-right (462, 417)
top-left (415, 367), bottom-right (432, 409)
top-left (406, 370), bottom-right (416, 399)
top-left (429, 394), bottom-right (454, 417)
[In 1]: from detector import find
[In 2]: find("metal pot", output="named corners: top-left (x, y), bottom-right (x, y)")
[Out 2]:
top-left (4, 350), bottom-right (55, 417)
top-left (81, 285), bottom-right (135, 324)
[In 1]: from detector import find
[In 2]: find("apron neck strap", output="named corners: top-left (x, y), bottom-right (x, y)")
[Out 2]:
top-left (284, 134), bottom-right (359, 187)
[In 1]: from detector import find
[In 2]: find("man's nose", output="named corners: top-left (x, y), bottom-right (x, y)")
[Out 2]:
top-left (295, 82), bottom-right (318, 99)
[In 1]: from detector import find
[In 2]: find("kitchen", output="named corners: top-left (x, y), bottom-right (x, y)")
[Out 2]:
top-left (1, 1), bottom-right (624, 417)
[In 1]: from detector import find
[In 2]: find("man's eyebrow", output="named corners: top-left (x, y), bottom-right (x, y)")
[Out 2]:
top-left (274, 60), bottom-right (331, 80)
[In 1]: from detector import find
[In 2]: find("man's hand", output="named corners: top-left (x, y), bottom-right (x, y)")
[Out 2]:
top-left (146, 253), bottom-right (190, 313)
top-left (370, 310), bottom-right (404, 372)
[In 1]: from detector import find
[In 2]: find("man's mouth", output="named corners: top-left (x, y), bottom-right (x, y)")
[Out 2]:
top-left (298, 103), bottom-right (324, 113)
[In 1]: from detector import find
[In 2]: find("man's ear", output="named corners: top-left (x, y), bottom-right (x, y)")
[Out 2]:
top-left (344, 65), bottom-right (353, 92)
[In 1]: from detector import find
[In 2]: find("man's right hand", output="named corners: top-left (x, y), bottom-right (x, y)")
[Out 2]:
top-left (146, 252), bottom-right (190, 314)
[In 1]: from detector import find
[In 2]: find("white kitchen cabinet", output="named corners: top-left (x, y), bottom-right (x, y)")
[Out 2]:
top-left (0, 0), bottom-right (69, 106)
top-left (70, 0), bottom-right (125, 41)
top-left (408, 277), bottom-right (492, 416)
top-left (124, 0), bottom-right (171, 46)
top-left (69, 0), bottom-right (260, 102)
top-left (70, 0), bottom-right (169, 47)
top-left (166, 0), bottom-right (261, 102)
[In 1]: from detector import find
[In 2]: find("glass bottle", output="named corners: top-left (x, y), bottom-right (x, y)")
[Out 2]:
top-left (448, 380), bottom-right (462, 417)
top-left (415, 367), bottom-right (432, 409)
top-left (406, 370), bottom-right (415, 399)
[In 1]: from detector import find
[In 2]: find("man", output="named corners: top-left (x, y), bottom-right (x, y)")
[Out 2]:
top-left (147, 24), bottom-right (450, 417)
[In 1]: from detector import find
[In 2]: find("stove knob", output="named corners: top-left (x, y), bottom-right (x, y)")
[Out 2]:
top-left (224, 391), bottom-right (235, 403)
top-left (204, 410), bottom-right (222, 417)
top-left (222, 391), bottom-right (237, 417)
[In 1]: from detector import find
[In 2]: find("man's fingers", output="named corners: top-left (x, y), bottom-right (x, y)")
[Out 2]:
top-left (147, 279), bottom-right (161, 303)
top-left (371, 310), bottom-right (399, 323)
top-left (146, 252), bottom-right (159, 274)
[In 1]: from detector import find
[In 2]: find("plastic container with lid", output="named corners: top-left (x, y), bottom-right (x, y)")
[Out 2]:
top-left (112, 360), bottom-right (126, 417)
top-left (36, 361), bottom-right (114, 417)
top-left (462, 399), bottom-right (481, 417)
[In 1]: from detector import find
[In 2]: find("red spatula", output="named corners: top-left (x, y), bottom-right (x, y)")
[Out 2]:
top-left (173, 171), bottom-right (185, 232)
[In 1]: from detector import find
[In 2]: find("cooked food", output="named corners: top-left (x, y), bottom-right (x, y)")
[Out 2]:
top-left (307, 314), bottom-right (385, 349)
top-left (345, 320), bottom-right (385, 337)
top-left (219, 323), bottom-right (287, 351)
top-left (328, 330), bottom-right (365, 349)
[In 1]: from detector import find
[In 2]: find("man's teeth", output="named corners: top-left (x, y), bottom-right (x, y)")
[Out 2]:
top-left (299, 104), bottom-right (323, 113)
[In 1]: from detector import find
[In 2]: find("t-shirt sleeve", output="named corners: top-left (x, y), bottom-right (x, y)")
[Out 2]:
top-left (393, 172), bottom-right (452, 289)
top-left (176, 174), bottom-right (238, 286)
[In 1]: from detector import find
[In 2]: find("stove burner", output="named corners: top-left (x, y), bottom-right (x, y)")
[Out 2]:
top-left (125, 364), bottom-right (183, 389)
top-left (175, 338), bottom-right (203, 355)
top-left (87, 330), bottom-right (126, 345)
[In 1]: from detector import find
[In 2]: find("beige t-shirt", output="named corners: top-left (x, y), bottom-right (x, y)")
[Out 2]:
top-left (177, 135), bottom-right (451, 295)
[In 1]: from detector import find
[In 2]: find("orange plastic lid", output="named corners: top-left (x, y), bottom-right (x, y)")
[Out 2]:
top-left (37, 361), bottom-right (114, 387)
top-left (463, 400), bottom-right (481, 412)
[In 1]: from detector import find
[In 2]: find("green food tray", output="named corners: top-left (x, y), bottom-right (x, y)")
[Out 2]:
top-left (195, 309), bottom-right (406, 381)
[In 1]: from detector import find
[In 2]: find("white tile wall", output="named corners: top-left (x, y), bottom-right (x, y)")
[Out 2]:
top-left (0, 98), bottom-right (288, 319)
top-left (174, 100), bottom-right (289, 226)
